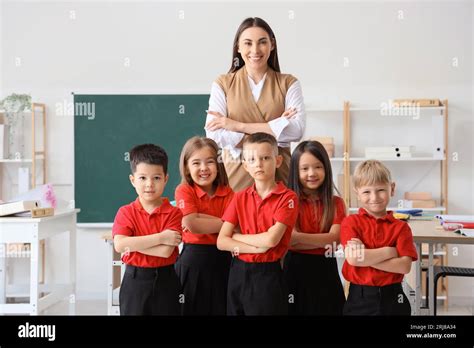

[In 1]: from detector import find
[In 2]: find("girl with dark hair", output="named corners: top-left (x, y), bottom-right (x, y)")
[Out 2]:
top-left (284, 140), bottom-right (347, 315)
top-left (205, 17), bottom-right (306, 192)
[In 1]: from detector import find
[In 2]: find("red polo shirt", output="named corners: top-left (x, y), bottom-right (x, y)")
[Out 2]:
top-left (341, 208), bottom-right (418, 286)
top-left (222, 181), bottom-right (298, 263)
top-left (291, 195), bottom-right (346, 255)
top-left (112, 197), bottom-right (182, 268)
top-left (175, 183), bottom-right (234, 245)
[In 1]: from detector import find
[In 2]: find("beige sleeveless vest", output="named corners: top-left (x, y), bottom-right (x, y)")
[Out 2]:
top-left (215, 67), bottom-right (297, 191)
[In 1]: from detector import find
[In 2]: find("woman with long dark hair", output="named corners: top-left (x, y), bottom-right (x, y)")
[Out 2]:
top-left (205, 17), bottom-right (306, 191)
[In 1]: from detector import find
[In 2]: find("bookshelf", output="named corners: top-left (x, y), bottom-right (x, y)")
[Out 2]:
top-left (0, 102), bottom-right (47, 198)
top-left (0, 102), bottom-right (47, 292)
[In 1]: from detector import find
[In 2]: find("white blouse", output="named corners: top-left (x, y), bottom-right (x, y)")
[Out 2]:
top-left (205, 73), bottom-right (306, 158)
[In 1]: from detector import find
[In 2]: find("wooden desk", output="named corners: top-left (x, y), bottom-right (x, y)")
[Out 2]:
top-left (0, 209), bottom-right (80, 315)
top-left (409, 219), bottom-right (473, 315)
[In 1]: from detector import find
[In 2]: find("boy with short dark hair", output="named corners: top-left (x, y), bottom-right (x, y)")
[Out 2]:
top-left (113, 144), bottom-right (182, 315)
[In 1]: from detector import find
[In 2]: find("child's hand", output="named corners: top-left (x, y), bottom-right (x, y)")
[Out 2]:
top-left (159, 230), bottom-right (182, 246)
top-left (347, 238), bottom-right (365, 252)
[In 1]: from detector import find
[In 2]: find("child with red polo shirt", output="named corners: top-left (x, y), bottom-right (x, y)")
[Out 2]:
top-left (284, 140), bottom-right (346, 315)
top-left (217, 132), bottom-right (298, 315)
top-left (113, 144), bottom-right (183, 315)
top-left (174, 136), bottom-right (234, 315)
top-left (341, 160), bottom-right (418, 315)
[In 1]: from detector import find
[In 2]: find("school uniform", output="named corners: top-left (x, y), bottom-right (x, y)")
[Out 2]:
top-left (174, 183), bottom-right (234, 315)
top-left (283, 196), bottom-right (347, 315)
top-left (222, 181), bottom-right (298, 315)
top-left (112, 197), bottom-right (182, 315)
top-left (340, 208), bottom-right (418, 316)
top-left (206, 67), bottom-right (305, 191)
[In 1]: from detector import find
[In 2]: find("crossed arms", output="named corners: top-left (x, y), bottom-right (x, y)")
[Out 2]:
top-left (217, 221), bottom-right (288, 254)
top-left (114, 229), bottom-right (181, 258)
top-left (344, 238), bottom-right (412, 274)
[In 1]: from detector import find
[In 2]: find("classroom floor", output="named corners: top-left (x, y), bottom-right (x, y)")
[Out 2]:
top-left (40, 299), bottom-right (473, 316)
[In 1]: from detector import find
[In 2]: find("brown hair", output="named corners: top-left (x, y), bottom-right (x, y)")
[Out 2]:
top-left (228, 17), bottom-right (280, 73)
top-left (179, 136), bottom-right (229, 187)
top-left (242, 132), bottom-right (278, 157)
top-left (353, 160), bottom-right (392, 189)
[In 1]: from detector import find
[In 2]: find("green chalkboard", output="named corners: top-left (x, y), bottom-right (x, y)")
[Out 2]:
top-left (74, 95), bottom-right (209, 223)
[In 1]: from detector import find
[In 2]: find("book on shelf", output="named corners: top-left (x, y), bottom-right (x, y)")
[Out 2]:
top-left (365, 146), bottom-right (414, 159)
top-left (366, 146), bottom-right (414, 153)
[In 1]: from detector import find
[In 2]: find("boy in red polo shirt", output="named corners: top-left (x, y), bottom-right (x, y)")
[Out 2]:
top-left (217, 133), bottom-right (298, 315)
top-left (113, 144), bottom-right (183, 315)
top-left (341, 160), bottom-right (418, 315)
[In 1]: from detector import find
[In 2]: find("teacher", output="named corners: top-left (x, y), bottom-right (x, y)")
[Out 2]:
top-left (205, 17), bottom-right (306, 192)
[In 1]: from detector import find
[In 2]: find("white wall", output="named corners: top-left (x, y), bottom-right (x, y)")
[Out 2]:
top-left (1, 0), bottom-right (473, 301)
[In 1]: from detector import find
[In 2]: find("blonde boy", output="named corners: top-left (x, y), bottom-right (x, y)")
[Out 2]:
top-left (341, 160), bottom-right (418, 315)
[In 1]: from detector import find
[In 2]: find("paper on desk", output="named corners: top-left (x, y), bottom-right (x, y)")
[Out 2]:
top-left (455, 229), bottom-right (474, 237)
top-left (435, 214), bottom-right (474, 223)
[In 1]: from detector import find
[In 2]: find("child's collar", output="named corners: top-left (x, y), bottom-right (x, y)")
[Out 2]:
top-left (359, 207), bottom-right (396, 222)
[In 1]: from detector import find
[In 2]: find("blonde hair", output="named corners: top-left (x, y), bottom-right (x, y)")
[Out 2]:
top-left (179, 136), bottom-right (229, 187)
top-left (353, 160), bottom-right (392, 188)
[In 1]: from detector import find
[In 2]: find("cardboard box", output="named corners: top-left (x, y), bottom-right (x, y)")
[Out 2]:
top-left (404, 199), bottom-right (436, 208)
top-left (311, 136), bottom-right (334, 145)
top-left (309, 137), bottom-right (335, 157)
top-left (404, 192), bottom-right (433, 200)
top-left (393, 99), bottom-right (441, 107)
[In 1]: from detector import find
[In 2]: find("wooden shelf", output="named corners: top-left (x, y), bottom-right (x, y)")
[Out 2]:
top-left (331, 157), bottom-right (445, 162)
top-left (0, 157), bottom-right (44, 163)
top-left (348, 207), bottom-right (446, 212)
top-left (350, 106), bottom-right (445, 112)
top-left (0, 159), bottom-right (33, 163)
top-left (306, 106), bottom-right (446, 112)
top-left (422, 251), bottom-right (447, 256)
